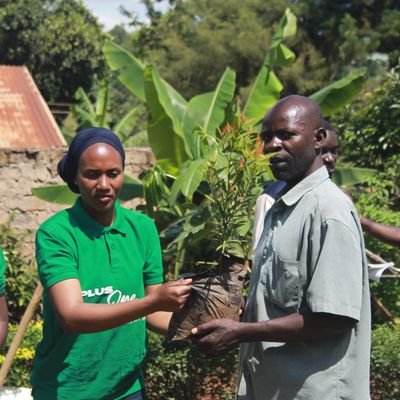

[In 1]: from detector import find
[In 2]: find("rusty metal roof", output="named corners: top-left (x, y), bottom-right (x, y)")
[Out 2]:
top-left (0, 65), bottom-right (66, 149)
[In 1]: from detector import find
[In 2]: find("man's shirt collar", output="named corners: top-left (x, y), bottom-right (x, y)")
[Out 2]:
top-left (279, 166), bottom-right (329, 207)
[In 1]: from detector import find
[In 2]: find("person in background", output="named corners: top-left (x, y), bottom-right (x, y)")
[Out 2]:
top-left (31, 127), bottom-right (192, 400)
top-left (360, 217), bottom-right (400, 247)
top-left (321, 121), bottom-right (339, 178)
top-left (0, 249), bottom-right (8, 348)
top-left (192, 95), bottom-right (370, 400)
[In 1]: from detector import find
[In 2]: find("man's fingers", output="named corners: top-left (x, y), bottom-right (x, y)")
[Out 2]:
top-left (191, 321), bottom-right (216, 336)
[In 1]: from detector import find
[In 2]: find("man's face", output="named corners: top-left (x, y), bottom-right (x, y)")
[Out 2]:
top-left (322, 129), bottom-right (339, 178)
top-left (260, 102), bottom-right (323, 187)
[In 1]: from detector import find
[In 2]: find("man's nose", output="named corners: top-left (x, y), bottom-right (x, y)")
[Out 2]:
top-left (323, 153), bottom-right (334, 164)
top-left (264, 136), bottom-right (281, 153)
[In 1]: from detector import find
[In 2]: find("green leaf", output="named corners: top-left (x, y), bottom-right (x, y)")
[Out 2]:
top-left (332, 166), bottom-right (376, 187)
top-left (32, 175), bottom-right (144, 205)
top-left (169, 159), bottom-right (208, 203)
top-left (119, 175), bottom-right (144, 201)
top-left (309, 71), bottom-right (366, 116)
top-left (279, 8), bottom-right (297, 39)
top-left (114, 108), bottom-right (139, 144)
top-left (182, 68), bottom-right (235, 158)
top-left (32, 185), bottom-right (78, 205)
top-left (123, 130), bottom-right (149, 147)
top-left (265, 8), bottom-right (297, 67)
top-left (243, 68), bottom-right (283, 123)
top-left (144, 65), bottom-right (189, 174)
top-left (103, 40), bottom-right (146, 101)
top-left (95, 78), bottom-right (110, 127)
top-left (182, 92), bottom-right (213, 159)
top-left (201, 67), bottom-right (236, 137)
top-left (274, 43), bottom-right (296, 67)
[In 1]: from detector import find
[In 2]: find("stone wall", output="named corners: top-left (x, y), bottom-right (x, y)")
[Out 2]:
top-left (0, 147), bottom-right (155, 258)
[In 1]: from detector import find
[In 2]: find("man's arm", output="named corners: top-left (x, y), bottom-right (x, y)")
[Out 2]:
top-left (192, 312), bottom-right (355, 356)
top-left (360, 217), bottom-right (400, 246)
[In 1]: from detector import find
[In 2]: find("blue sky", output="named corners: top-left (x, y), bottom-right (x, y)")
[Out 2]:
top-left (81, 0), bottom-right (169, 31)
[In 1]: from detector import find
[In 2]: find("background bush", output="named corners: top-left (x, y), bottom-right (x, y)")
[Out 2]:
top-left (0, 218), bottom-right (38, 323)
top-left (370, 323), bottom-right (400, 400)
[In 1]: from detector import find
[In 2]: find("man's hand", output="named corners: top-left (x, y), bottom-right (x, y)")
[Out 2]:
top-left (191, 318), bottom-right (242, 356)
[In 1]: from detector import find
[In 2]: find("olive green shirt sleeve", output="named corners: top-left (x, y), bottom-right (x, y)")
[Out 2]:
top-left (306, 218), bottom-right (363, 321)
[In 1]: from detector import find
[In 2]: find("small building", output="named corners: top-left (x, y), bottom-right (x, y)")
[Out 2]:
top-left (0, 65), bottom-right (66, 149)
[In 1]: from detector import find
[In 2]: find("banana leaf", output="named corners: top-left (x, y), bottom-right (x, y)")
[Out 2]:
top-left (243, 9), bottom-right (295, 122)
top-left (103, 41), bottom-right (146, 101)
top-left (32, 175), bottom-right (144, 205)
top-left (182, 67), bottom-right (236, 158)
top-left (144, 65), bottom-right (189, 175)
top-left (169, 159), bottom-right (208, 203)
top-left (32, 185), bottom-right (78, 205)
top-left (243, 68), bottom-right (283, 123)
top-left (332, 166), bottom-right (375, 187)
top-left (310, 71), bottom-right (366, 116)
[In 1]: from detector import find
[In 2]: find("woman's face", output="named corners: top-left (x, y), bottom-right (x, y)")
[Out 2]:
top-left (76, 143), bottom-right (124, 225)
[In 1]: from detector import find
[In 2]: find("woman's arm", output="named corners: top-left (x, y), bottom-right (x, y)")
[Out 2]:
top-left (48, 278), bottom-right (191, 334)
top-left (145, 284), bottom-right (175, 335)
top-left (0, 294), bottom-right (8, 348)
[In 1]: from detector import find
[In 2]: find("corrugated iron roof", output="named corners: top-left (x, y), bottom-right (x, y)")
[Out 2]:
top-left (0, 65), bottom-right (66, 149)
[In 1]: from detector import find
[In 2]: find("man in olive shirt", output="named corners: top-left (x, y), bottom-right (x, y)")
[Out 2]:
top-left (192, 95), bottom-right (371, 399)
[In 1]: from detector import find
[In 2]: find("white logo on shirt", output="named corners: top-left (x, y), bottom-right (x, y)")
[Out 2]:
top-left (82, 286), bottom-right (113, 297)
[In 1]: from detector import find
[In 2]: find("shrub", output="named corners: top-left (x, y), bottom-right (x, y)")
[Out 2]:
top-left (0, 320), bottom-right (42, 387)
top-left (370, 323), bottom-right (400, 400)
top-left (0, 218), bottom-right (38, 323)
top-left (144, 331), bottom-right (238, 400)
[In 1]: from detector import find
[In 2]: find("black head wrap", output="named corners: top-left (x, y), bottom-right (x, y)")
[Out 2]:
top-left (57, 127), bottom-right (125, 194)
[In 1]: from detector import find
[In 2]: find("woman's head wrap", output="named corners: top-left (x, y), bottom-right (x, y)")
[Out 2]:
top-left (57, 127), bottom-right (125, 194)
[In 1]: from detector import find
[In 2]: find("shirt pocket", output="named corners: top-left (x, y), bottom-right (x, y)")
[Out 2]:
top-left (261, 251), bottom-right (300, 312)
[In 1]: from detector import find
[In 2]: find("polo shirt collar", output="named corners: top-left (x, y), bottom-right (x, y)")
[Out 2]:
top-left (71, 197), bottom-right (127, 238)
top-left (279, 166), bottom-right (329, 207)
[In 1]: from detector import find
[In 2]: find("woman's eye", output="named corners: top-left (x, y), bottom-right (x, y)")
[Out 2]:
top-left (108, 170), bottom-right (121, 178)
top-left (86, 172), bottom-right (99, 179)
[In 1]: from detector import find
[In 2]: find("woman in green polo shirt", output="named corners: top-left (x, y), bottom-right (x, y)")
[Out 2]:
top-left (31, 127), bottom-right (192, 400)
top-left (0, 249), bottom-right (8, 349)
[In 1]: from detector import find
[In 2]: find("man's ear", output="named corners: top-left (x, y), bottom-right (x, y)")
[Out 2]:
top-left (314, 127), bottom-right (326, 149)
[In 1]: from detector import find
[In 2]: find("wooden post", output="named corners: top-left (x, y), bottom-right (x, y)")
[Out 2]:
top-left (0, 282), bottom-right (43, 386)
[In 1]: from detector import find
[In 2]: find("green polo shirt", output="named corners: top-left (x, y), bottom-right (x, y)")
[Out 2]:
top-left (0, 249), bottom-right (6, 294)
top-left (31, 198), bottom-right (163, 400)
top-left (239, 167), bottom-right (371, 400)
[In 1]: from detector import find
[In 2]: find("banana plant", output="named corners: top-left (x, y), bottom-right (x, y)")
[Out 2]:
top-left (103, 7), bottom-right (366, 180)
top-left (72, 78), bottom-right (142, 146)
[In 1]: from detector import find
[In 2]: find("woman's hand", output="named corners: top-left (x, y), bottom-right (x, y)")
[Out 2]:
top-left (148, 279), bottom-right (192, 312)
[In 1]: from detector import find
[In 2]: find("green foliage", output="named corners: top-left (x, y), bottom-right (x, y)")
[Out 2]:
top-left (336, 67), bottom-right (400, 169)
top-left (31, 175), bottom-right (144, 206)
top-left (0, 0), bottom-right (107, 102)
top-left (370, 323), bottom-right (400, 399)
top-left (0, 218), bottom-right (37, 323)
top-left (333, 67), bottom-right (400, 320)
top-left (68, 78), bottom-right (146, 146)
top-left (0, 320), bottom-right (42, 387)
top-left (143, 331), bottom-right (238, 400)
